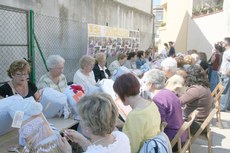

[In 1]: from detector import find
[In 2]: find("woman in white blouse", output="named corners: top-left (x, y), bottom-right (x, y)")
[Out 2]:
top-left (73, 55), bottom-right (96, 93)
top-left (38, 55), bottom-right (67, 92)
top-left (58, 93), bottom-right (131, 153)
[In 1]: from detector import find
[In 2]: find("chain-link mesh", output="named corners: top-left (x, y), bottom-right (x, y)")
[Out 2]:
top-left (34, 13), bottom-right (88, 83)
top-left (1, 6), bottom-right (88, 84)
top-left (0, 5), bottom-right (28, 84)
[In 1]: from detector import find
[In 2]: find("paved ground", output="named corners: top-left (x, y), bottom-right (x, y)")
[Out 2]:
top-left (191, 111), bottom-right (230, 153)
top-left (1, 112), bottom-right (229, 153)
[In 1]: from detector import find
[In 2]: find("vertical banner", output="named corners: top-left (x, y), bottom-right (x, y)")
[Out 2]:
top-left (87, 24), bottom-right (140, 57)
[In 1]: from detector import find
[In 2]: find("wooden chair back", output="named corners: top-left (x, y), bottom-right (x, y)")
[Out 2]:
top-left (211, 82), bottom-right (224, 127)
top-left (211, 82), bottom-right (224, 101)
top-left (171, 110), bottom-right (198, 153)
top-left (191, 108), bottom-right (218, 153)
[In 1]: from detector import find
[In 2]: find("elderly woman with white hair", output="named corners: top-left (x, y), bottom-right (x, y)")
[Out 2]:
top-left (161, 57), bottom-right (185, 96)
top-left (191, 53), bottom-right (200, 65)
top-left (161, 57), bottom-right (177, 79)
top-left (38, 55), bottom-right (70, 119)
top-left (38, 55), bottom-right (67, 92)
top-left (142, 69), bottom-right (185, 151)
top-left (73, 55), bottom-right (96, 92)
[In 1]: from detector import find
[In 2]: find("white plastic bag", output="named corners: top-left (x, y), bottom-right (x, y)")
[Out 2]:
top-left (5, 95), bottom-right (43, 146)
top-left (99, 79), bottom-right (116, 100)
top-left (0, 95), bottom-right (23, 135)
top-left (8, 96), bottom-right (43, 120)
top-left (40, 87), bottom-right (68, 118)
top-left (64, 84), bottom-right (85, 120)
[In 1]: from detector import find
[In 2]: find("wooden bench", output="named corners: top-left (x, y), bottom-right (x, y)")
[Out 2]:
top-left (0, 117), bottom-right (78, 153)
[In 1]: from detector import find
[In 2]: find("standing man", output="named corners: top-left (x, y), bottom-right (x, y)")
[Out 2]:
top-left (168, 41), bottom-right (175, 57)
top-left (219, 37), bottom-right (230, 111)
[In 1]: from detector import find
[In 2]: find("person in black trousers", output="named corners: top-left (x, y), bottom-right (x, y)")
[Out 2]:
top-left (168, 41), bottom-right (175, 57)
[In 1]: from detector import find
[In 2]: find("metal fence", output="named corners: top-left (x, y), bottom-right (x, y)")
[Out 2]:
top-left (34, 13), bottom-right (88, 83)
top-left (0, 5), bottom-right (29, 84)
top-left (0, 5), bottom-right (88, 84)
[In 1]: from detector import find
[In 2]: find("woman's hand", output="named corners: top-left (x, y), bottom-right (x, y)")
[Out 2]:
top-left (34, 90), bottom-right (42, 102)
top-left (58, 137), bottom-right (72, 153)
top-left (64, 129), bottom-right (84, 143)
top-left (64, 129), bottom-right (91, 151)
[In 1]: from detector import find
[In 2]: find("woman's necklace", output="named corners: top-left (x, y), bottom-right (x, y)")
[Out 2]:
top-left (12, 82), bottom-right (27, 97)
top-left (92, 137), bottom-right (107, 145)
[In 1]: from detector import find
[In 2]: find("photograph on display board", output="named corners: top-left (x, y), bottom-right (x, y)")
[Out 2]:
top-left (87, 24), bottom-right (140, 57)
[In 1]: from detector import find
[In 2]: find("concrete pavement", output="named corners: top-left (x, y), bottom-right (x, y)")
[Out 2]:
top-left (191, 111), bottom-right (230, 153)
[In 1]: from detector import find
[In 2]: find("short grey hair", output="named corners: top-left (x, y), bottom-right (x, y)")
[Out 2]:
top-left (161, 57), bottom-right (177, 74)
top-left (142, 69), bottom-right (166, 89)
top-left (79, 55), bottom-right (95, 69)
top-left (191, 53), bottom-right (200, 64)
top-left (46, 55), bottom-right (65, 69)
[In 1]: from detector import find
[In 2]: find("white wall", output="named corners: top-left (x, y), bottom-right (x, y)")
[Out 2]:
top-left (187, 0), bottom-right (230, 58)
top-left (115, 0), bottom-right (152, 14)
top-left (158, 0), bottom-right (190, 52)
top-left (187, 12), bottom-right (225, 58)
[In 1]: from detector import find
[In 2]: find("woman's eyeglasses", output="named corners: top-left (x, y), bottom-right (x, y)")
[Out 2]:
top-left (15, 73), bottom-right (28, 77)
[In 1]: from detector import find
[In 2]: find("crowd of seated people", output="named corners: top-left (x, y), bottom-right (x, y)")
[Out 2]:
top-left (113, 73), bottom-right (161, 153)
top-left (2, 38), bottom-right (229, 153)
top-left (142, 69), bottom-right (185, 152)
